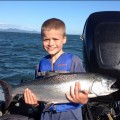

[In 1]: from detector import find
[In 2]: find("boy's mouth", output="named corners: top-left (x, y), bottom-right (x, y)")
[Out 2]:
top-left (47, 47), bottom-right (57, 51)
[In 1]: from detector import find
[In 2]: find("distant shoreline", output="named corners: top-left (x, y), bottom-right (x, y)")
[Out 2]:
top-left (0, 28), bottom-right (39, 34)
top-left (0, 30), bottom-right (81, 36)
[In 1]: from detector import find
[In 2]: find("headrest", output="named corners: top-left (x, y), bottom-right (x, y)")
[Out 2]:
top-left (83, 11), bottom-right (120, 78)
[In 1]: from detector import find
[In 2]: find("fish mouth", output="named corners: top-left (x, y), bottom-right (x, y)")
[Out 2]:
top-left (110, 78), bottom-right (117, 87)
top-left (109, 80), bottom-right (119, 93)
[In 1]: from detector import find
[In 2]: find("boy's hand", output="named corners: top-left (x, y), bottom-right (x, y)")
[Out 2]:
top-left (65, 82), bottom-right (88, 104)
top-left (24, 88), bottom-right (39, 106)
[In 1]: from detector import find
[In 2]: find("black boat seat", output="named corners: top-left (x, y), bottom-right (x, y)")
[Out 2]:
top-left (83, 11), bottom-right (120, 78)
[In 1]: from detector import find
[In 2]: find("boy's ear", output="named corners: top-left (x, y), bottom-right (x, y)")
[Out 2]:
top-left (63, 36), bottom-right (67, 44)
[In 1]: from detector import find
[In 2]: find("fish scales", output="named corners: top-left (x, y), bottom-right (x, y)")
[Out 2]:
top-left (13, 73), bottom-right (94, 102)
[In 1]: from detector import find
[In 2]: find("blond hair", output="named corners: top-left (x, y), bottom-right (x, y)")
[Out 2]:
top-left (41, 18), bottom-right (66, 37)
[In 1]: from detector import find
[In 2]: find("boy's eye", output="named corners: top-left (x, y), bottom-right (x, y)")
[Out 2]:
top-left (43, 39), bottom-right (49, 41)
top-left (53, 38), bottom-right (59, 41)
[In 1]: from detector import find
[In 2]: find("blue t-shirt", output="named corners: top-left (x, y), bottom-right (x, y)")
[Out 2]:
top-left (36, 53), bottom-right (85, 112)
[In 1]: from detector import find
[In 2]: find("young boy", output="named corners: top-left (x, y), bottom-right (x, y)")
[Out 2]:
top-left (24, 18), bottom-right (88, 120)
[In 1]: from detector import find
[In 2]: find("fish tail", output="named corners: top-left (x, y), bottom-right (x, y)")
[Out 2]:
top-left (0, 80), bottom-right (13, 109)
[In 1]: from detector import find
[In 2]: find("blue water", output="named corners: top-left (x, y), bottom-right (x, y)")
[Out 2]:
top-left (0, 31), bottom-right (83, 84)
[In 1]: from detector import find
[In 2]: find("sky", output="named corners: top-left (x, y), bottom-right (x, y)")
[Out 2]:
top-left (0, 1), bottom-right (120, 35)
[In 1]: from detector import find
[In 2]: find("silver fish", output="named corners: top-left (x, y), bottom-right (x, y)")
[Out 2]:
top-left (0, 72), bottom-right (118, 109)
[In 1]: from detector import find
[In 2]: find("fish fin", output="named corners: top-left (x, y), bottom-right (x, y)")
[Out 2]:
top-left (45, 72), bottom-right (59, 77)
top-left (0, 80), bottom-right (13, 109)
top-left (43, 102), bottom-right (54, 112)
top-left (37, 72), bottom-right (59, 78)
top-left (45, 71), bottom-right (69, 77)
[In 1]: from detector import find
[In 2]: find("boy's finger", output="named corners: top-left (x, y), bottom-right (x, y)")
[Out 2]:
top-left (65, 92), bottom-right (73, 102)
top-left (24, 88), bottom-right (29, 103)
top-left (70, 86), bottom-right (75, 98)
top-left (31, 93), bottom-right (38, 105)
top-left (74, 82), bottom-right (81, 96)
top-left (26, 89), bottom-right (32, 104)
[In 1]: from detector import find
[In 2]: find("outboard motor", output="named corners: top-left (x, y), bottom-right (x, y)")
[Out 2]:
top-left (82, 11), bottom-right (120, 120)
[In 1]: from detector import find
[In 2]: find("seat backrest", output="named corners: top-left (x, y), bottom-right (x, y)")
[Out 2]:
top-left (83, 11), bottom-right (120, 78)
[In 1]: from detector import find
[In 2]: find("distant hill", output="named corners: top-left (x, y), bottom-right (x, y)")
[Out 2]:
top-left (0, 28), bottom-right (39, 34)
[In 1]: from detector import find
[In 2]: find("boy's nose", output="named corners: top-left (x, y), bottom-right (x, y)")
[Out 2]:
top-left (49, 39), bottom-right (54, 45)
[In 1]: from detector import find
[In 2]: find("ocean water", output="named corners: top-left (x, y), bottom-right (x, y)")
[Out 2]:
top-left (0, 31), bottom-right (83, 84)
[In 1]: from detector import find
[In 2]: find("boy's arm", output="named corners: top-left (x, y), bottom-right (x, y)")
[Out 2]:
top-left (70, 55), bottom-right (85, 72)
top-left (66, 55), bottom-right (88, 104)
top-left (23, 64), bottom-right (39, 105)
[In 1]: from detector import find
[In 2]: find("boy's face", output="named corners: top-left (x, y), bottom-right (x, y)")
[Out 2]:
top-left (42, 29), bottom-right (66, 56)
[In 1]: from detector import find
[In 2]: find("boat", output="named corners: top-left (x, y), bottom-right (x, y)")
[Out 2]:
top-left (82, 11), bottom-right (120, 120)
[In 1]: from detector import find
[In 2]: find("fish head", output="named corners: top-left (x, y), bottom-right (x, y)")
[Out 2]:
top-left (91, 75), bottom-right (118, 97)
top-left (101, 76), bottom-right (118, 94)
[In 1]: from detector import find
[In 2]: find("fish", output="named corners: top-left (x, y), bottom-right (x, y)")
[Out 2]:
top-left (0, 72), bottom-right (118, 109)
